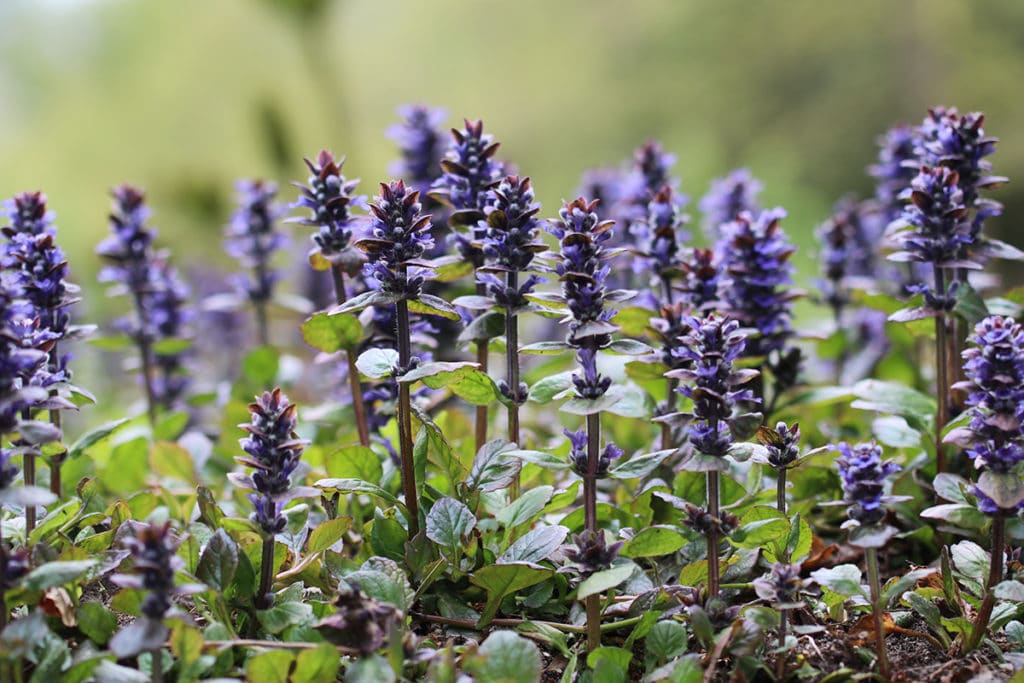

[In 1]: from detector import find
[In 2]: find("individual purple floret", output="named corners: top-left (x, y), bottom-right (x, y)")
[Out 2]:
top-left (949, 316), bottom-right (1024, 473)
top-left (668, 315), bottom-right (758, 457)
top-left (231, 388), bottom-right (310, 534)
top-left (717, 208), bottom-right (797, 358)
top-left (358, 180), bottom-right (434, 301)
top-left (291, 150), bottom-right (364, 267)
top-left (388, 104), bottom-right (447, 198)
top-left (835, 441), bottom-right (901, 527)
top-left (564, 427), bottom-right (623, 478)
top-left (431, 119), bottom-right (503, 256)
top-left (225, 179), bottom-right (287, 307)
top-left (699, 168), bottom-right (763, 242)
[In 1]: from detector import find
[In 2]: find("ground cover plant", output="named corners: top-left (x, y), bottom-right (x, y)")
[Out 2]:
top-left (1, 104), bottom-right (1023, 683)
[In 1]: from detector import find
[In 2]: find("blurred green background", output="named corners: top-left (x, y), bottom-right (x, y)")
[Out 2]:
top-left (2, 0), bottom-right (1023, 318)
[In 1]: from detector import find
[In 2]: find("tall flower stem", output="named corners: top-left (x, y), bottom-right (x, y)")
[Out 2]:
top-left (256, 534), bottom-right (276, 610)
top-left (0, 516), bottom-right (6, 630)
top-left (330, 267), bottom-right (370, 448)
top-left (48, 347), bottom-right (64, 497)
top-left (964, 513), bottom-right (1005, 653)
top-left (933, 267), bottom-right (949, 474)
top-left (253, 257), bottom-right (270, 348)
top-left (151, 648), bottom-right (163, 683)
top-left (505, 271), bottom-right (522, 500)
top-left (19, 407), bottom-right (37, 535)
top-left (395, 297), bottom-right (420, 536)
top-left (131, 289), bottom-right (158, 427)
top-left (474, 282), bottom-right (490, 453)
top-left (866, 547), bottom-right (891, 680)
top-left (584, 411), bottom-right (601, 651)
top-left (776, 610), bottom-right (789, 681)
top-left (776, 468), bottom-right (787, 516)
top-left (661, 378), bottom-right (677, 451)
top-left (707, 469), bottom-right (721, 600)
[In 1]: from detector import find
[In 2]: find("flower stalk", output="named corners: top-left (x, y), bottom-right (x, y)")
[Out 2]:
top-left (292, 150), bottom-right (371, 447)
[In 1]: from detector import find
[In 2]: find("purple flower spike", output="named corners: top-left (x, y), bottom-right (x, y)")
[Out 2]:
top-left (669, 315), bottom-right (759, 457)
top-left (358, 180), bottom-right (434, 300)
top-left (388, 104), bottom-right (447, 197)
top-left (233, 388), bottom-right (310, 534)
top-left (699, 168), bottom-right (763, 242)
top-left (2, 191), bottom-right (75, 388)
top-left (478, 175), bottom-right (547, 308)
top-left (565, 428), bottom-right (621, 478)
top-left (950, 316), bottom-right (1024, 474)
top-left (225, 179), bottom-right (287, 305)
top-left (835, 441), bottom-right (901, 527)
top-left (891, 165), bottom-right (972, 269)
top-left (717, 208), bottom-right (796, 358)
top-left (291, 150), bottom-right (364, 267)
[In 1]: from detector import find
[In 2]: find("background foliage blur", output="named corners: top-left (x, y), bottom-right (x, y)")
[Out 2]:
top-left (1, 0), bottom-right (1023, 392)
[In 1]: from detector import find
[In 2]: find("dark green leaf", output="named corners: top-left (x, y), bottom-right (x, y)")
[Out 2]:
top-left (197, 528), bottom-right (237, 593)
top-left (621, 526), bottom-right (685, 558)
top-left (426, 497), bottom-right (477, 550)
top-left (498, 526), bottom-right (569, 564)
top-left (470, 563), bottom-right (553, 626)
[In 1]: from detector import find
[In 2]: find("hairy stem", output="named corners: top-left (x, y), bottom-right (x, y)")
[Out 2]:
top-left (964, 513), bottom-right (1005, 653)
top-left (20, 407), bottom-right (36, 535)
top-left (474, 281), bottom-right (490, 453)
top-left (151, 647), bottom-right (163, 683)
top-left (330, 267), bottom-right (370, 448)
top-left (776, 610), bottom-right (788, 681)
top-left (707, 469), bottom-right (721, 600)
top-left (505, 271), bottom-right (521, 501)
top-left (661, 378), bottom-right (677, 451)
top-left (0, 516), bottom-right (6, 630)
top-left (396, 297), bottom-right (420, 536)
top-left (130, 289), bottom-right (158, 427)
top-left (47, 344), bottom-right (65, 498)
top-left (933, 266), bottom-right (949, 474)
top-left (777, 467), bottom-right (787, 516)
top-left (585, 411), bottom-right (601, 652)
top-left (256, 535), bottom-right (276, 610)
top-left (866, 547), bottom-right (891, 680)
